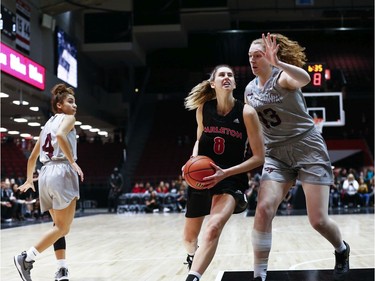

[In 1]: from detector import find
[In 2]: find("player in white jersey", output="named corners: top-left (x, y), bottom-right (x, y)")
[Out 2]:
top-left (14, 84), bottom-right (83, 281)
top-left (244, 33), bottom-right (349, 281)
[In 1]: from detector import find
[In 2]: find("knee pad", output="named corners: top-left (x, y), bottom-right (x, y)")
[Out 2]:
top-left (252, 230), bottom-right (272, 252)
top-left (53, 236), bottom-right (66, 251)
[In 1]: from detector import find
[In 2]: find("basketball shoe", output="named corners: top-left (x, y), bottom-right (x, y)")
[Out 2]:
top-left (184, 254), bottom-right (194, 270)
top-left (333, 241), bottom-right (350, 280)
top-left (14, 251), bottom-right (34, 281)
top-left (55, 267), bottom-right (69, 281)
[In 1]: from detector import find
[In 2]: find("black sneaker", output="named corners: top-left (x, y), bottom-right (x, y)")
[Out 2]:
top-left (253, 277), bottom-right (263, 281)
top-left (333, 241), bottom-right (350, 280)
top-left (14, 251), bottom-right (34, 281)
top-left (184, 254), bottom-right (194, 270)
top-left (55, 267), bottom-right (69, 281)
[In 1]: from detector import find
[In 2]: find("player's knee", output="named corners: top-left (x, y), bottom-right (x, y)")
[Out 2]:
top-left (184, 236), bottom-right (198, 245)
top-left (204, 223), bottom-right (222, 242)
top-left (55, 224), bottom-right (71, 237)
top-left (309, 216), bottom-right (328, 232)
top-left (256, 201), bottom-right (277, 221)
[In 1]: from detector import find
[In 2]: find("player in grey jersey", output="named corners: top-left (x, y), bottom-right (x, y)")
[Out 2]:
top-left (244, 33), bottom-right (349, 281)
top-left (14, 84), bottom-right (84, 281)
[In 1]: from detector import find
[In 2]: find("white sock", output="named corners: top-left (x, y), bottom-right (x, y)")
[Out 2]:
top-left (26, 247), bottom-right (39, 262)
top-left (189, 271), bottom-right (202, 279)
top-left (57, 259), bottom-right (68, 269)
top-left (252, 230), bottom-right (272, 280)
top-left (335, 241), bottom-right (346, 253)
top-left (254, 262), bottom-right (268, 281)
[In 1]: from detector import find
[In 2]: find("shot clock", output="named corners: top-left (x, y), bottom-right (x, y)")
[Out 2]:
top-left (305, 63), bottom-right (327, 91)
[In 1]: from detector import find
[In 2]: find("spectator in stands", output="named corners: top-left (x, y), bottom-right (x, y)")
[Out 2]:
top-left (15, 175), bottom-right (26, 188)
top-left (132, 182), bottom-right (146, 193)
top-left (9, 181), bottom-right (39, 221)
top-left (368, 176), bottom-right (375, 206)
top-left (246, 173), bottom-right (260, 211)
top-left (357, 177), bottom-right (369, 207)
top-left (144, 191), bottom-right (161, 213)
top-left (169, 180), bottom-right (179, 194)
top-left (337, 168), bottom-right (349, 187)
top-left (176, 187), bottom-right (187, 212)
top-left (364, 166), bottom-right (374, 184)
top-left (1, 178), bottom-right (13, 222)
top-left (348, 168), bottom-right (359, 180)
top-left (23, 171), bottom-right (41, 220)
top-left (10, 183), bottom-right (26, 221)
top-left (164, 182), bottom-right (171, 193)
top-left (174, 175), bottom-right (184, 192)
top-left (279, 185), bottom-right (295, 210)
top-left (182, 64), bottom-right (264, 281)
top-left (144, 182), bottom-right (155, 194)
top-left (107, 167), bottom-right (124, 213)
top-left (13, 83), bottom-right (84, 281)
top-left (342, 173), bottom-right (360, 208)
top-left (156, 181), bottom-right (169, 193)
top-left (244, 33), bottom-right (350, 281)
top-left (329, 183), bottom-right (341, 208)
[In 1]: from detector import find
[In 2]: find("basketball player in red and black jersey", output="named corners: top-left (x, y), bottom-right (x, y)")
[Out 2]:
top-left (182, 65), bottom-right (265, 281)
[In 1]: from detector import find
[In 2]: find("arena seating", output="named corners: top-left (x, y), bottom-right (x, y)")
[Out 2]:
top-left (77, 142), bottom-right (124, 186)
top-left (117, 192), bottom-right (179, 213)
top-left (132, 100), bottom-right (194, 183)
top-left (1, 142), bottom-right (27, 178)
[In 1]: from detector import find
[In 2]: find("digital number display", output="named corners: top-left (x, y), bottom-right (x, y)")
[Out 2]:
top-left (1, 5), bottom-right (16, 40)
top-left (306, 63), bottom-right (325, 88)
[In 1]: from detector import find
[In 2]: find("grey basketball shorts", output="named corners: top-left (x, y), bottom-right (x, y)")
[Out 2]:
top-left (38, 161), bottom-right (80, 213)
top-left (262, 131), bottom-right (334, 186)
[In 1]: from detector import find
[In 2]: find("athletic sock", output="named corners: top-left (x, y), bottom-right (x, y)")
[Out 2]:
top-left (335, 241), bottom-right (347, 253)
top-left (186, 271), bottom-right (201, 281)
top-left (57, 259), bottom-right (68, 269)
top-left (26, 247), bottom-right (39, 262)
top-left (253, 262), bottom-right (268, 281)
top-left (252, 230), bottom-right (272, 281)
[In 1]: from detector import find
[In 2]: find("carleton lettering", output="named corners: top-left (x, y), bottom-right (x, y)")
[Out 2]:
top-left (204, 126), bottom-right (242, 139)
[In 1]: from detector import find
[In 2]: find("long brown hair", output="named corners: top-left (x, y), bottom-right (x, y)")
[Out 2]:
top-left (50, 83), bottom-right (75, 113)
top-left (251, 33), bottom-right (307, 67)
top-left (184, 64), bottom-right (234, 111)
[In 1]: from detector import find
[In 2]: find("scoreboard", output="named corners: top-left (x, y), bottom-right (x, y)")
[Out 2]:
top-left (306, 63), bottom-right (326, 90)
top-left (1, 5), bottom-right (16, 40)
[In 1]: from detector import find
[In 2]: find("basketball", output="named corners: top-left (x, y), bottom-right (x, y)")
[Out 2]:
top-left (183, 155), bottom-right (215, 189)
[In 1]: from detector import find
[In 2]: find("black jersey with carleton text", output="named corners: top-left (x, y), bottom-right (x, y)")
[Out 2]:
top-left (198, 99), bottom-right (248, 191)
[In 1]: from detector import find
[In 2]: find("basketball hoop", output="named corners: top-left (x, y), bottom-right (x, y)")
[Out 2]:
top-left (314, 118), bottom-right (324, 133)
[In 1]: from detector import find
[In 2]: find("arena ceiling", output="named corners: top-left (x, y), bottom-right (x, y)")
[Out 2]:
top-left (1, 0), bottom-right (373, 141)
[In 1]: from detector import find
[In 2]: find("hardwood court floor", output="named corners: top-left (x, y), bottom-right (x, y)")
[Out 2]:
top-left (1, 211), bottom-right (374, 281)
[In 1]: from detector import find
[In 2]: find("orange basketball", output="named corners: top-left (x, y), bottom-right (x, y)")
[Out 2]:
top-left (183, 155), bottom-right (215, 189)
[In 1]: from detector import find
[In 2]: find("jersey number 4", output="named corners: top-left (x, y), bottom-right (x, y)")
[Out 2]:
top-left (42, 133), bottom-right (54, 159)
top-left (257, 108), bottom-right (281, 128)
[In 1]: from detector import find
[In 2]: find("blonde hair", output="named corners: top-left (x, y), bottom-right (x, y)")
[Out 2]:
top-left (252, 33), bottom-right (307, 67)
top-left (50, 83), bottom-right (75, 113)
top-left (184, 64), bottom-right (234, 111)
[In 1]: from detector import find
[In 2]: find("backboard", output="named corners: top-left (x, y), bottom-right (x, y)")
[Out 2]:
top-left (303, 92), bottom-right (345, 127)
